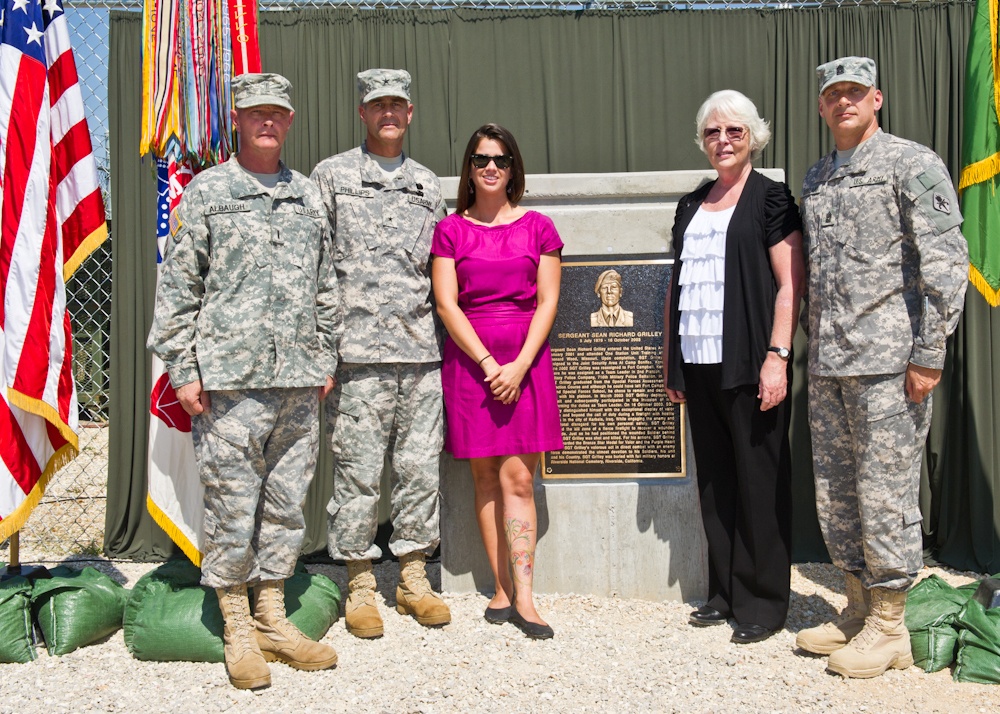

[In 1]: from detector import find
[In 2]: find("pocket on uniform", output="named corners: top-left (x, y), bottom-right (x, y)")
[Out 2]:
top-left (209, 414), bottom-right (251, 450)
top-left (903, 506), bottom-right (923, 526)
top-left (863, 374), bottom-right (908, 423)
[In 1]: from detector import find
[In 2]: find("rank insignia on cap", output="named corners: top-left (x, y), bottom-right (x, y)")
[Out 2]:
top-left (837, 65), bottom-right (845, 75)
top-left (932, 193), bottom-right (951, 214)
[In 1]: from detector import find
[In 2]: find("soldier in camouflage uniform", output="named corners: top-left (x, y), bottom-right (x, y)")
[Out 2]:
top-left (796, 57), bottom-right (968, 678)
top-left (148, 73), bottom-right (339, 689)
top-left (311, 69), bottom-right (450, 638)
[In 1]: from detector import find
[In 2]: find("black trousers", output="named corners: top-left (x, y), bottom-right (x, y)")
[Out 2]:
top-left (682, 362), bottom-right (792, 630)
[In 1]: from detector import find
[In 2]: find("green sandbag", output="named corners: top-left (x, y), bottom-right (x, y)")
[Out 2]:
top-left (258, 563), bottom-right (341, 642)
top-left (0, 574), bottom-right (36, 663)
top-left (123, 560), bottom-right (225, 662)
top-left (124, 560), bottom-right (341, 663)
top-left (905, 575), bottom-right (976, 673)
top-left (953, 597), bottom-right (1000, 684)
top-left (30, 566), bottom-right (128, 656)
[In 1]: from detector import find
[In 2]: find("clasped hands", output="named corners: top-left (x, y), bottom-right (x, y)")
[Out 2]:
top-left (480, 356), bottom-right (526, 405)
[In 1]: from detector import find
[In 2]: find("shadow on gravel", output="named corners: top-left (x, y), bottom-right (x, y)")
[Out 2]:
top-left (787, 590), bottom-right (840, 633)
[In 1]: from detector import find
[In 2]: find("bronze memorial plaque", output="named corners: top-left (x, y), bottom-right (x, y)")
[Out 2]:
top-left (542, 256), bottom-right (685, 479)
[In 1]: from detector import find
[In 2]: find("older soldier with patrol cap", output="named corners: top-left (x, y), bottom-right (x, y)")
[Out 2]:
top-left (148, 73), bottom-right (340, 689)
top-left (311, 69), bottom-right (450, 638)
top-left (797, 56), bottom-right (968, 678)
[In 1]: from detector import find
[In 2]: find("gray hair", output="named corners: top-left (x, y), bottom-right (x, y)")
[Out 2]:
top-left (694, 90), bottom-right (771, 162)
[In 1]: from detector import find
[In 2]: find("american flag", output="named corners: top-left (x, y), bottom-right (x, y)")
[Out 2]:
top-left (0, 0), bottom-right (108, 539)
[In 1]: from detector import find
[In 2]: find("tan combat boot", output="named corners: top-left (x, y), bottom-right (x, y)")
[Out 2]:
top-left (345, 560), bottom-right (384, 638)
top-left (827, 587), bottom-right (913, 678)
top-left (796, 570), bottom-right (870, 654)
top-left (252, 580), bottom-right (338, 671)
top-left (215, 584), bottom-right (271, 690)
top-left (396, 552), bottom-right (451, 627)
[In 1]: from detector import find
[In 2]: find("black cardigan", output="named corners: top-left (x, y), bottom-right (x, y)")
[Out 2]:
top-left (665, 169), bottom-right (802, 392)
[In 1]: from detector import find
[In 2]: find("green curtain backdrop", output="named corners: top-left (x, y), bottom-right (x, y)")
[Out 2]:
top-left (107, 4), bottom-right (1000, 573)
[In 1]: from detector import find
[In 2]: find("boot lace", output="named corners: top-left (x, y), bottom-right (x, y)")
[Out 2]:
top-left (348, 569), bottom-right (378, 607)
top-left (401, 558), bottom-right (432, 598)
top-left (222, 590), bottom-right (255, 657)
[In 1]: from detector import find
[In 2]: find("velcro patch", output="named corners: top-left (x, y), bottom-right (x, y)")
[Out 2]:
top-left (916, 167), bottom-right (946, 191)
top-left (931, 192), bottom-right (951, 214)
top-left (294, 205), bottom-right (323, 218)
top-left (336, 186), bottom-right (375, 199)
top-left (850, 175), bottom-right (888, 187)
top-left (205, 202), bottom-right (251, 215)
top-left (168, 209), bottom-right (182, 237)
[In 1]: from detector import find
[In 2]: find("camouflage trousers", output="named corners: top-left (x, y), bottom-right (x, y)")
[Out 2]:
top-left (191, 387), bottom-right (319, 589)
top-left (326, 362), bottom-right (443, 561)
top-left (808, 373), bottom-right (930, 591)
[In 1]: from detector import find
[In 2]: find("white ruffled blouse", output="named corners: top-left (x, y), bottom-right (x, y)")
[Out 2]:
top-left (677, 205), bottom-right (734, 364)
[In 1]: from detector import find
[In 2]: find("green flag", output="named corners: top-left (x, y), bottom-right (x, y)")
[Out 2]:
top-left (960, 0), bottom-right (1000, 307)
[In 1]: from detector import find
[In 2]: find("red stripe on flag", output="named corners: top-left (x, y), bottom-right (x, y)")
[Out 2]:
top-left (0, 397), bottom-right (42, 494)
top-left (52, 121), bottom-right (94, 185)
top-left (46, 47), bottom-right (77, 107)
top-left (0, 57), bottom-right (47, 326)
top-left (11, 170), bottom-right (59, 400)
top-left (61, 189), bottom-right (105, 251)
top-left (57, 311), bottom-right (75, 423)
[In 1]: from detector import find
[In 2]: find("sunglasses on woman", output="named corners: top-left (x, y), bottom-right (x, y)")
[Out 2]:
top-left (470, 154), bottom-right (513, 170)
top-left (702, 126), bottom-right (746, 143)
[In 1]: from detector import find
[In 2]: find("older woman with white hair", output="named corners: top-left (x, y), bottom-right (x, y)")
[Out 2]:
top-left (662, 90), bottom-right (805, 643)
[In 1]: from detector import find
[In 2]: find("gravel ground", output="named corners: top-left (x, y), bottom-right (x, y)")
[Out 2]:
top-left (0, 560), bottom-right (994, 713)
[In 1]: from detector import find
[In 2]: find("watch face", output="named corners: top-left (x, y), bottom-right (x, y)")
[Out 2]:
top-left (770, 346), bottom-right (790, 359)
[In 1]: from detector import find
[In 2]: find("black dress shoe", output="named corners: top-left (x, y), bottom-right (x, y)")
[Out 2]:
top-left (509, 607), bottom-right (554, 639)
top-left (689, 605), bottom-right (728, 627)
top-left (731, 623), bottom-right (778, 644)
top-left (484, 605), bottom-right (512, 624)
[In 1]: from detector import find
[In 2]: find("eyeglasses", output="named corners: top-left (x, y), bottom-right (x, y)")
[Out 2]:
top-left (702, 126), bottom-right (747, 143)
top-left (470, 154), bottom-right (513, 170)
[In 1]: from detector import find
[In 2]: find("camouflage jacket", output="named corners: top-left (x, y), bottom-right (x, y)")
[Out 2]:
top-left (147, 156), bottom-right (340, 390)
top-left (801, 130), bottom-right (968, 376)
top-left (311, 144), bottom-right (445, 364)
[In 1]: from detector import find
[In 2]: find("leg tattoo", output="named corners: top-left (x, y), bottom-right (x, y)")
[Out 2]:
top-left (505, 517), bottom-right (535, 589)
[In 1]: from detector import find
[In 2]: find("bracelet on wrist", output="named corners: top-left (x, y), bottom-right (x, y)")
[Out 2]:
top-left (477, 353), bottom-right (492, 365)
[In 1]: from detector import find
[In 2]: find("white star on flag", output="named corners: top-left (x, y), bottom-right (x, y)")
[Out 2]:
top-left (24, 20), bottom-right (42, 44)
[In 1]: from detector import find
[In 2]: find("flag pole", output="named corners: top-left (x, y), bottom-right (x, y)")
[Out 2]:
top-left (0, 532), bottom-right (50, 582)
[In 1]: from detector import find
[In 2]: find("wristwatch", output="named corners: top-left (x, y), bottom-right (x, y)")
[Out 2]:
top-left (768, 346), bottom-right (791, 360)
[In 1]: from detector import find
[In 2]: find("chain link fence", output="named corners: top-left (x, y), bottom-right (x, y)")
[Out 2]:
top-left (0, 0), bottom-right (966, 562)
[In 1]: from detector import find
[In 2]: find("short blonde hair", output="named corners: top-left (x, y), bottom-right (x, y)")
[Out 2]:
top-left (694, 90), bottom-right (771, 162)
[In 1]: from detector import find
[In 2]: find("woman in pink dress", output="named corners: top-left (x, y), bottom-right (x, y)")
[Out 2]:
top-left (432, 124), bottom-right (563, 639)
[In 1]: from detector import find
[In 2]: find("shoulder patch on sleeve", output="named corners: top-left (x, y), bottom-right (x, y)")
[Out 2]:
top-left (906, 168), bottom-right (963, 233)
top-left (169, 209), bottom-right (184, 242)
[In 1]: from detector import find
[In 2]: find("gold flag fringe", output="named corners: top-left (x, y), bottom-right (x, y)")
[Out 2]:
top-left (0, 442), bottom-right (78, 542)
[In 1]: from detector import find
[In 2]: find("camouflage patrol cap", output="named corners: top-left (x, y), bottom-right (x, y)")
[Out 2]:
top-left (232, 73), bottom-right (294, 112)
top-left (357, 69), bottom-right (412, 104)
top-left (817, 56), bottom-right (877, 94)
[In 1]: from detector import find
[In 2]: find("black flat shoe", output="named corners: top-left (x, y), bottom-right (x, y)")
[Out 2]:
top-left (509, 607), bottom-right (554, 640)
top-left (484, 605), bottom-right (512, 624)
top-left (689, 605), bottom-right (728, 627)
top-left (731, 623), bottom-right (777, 644)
